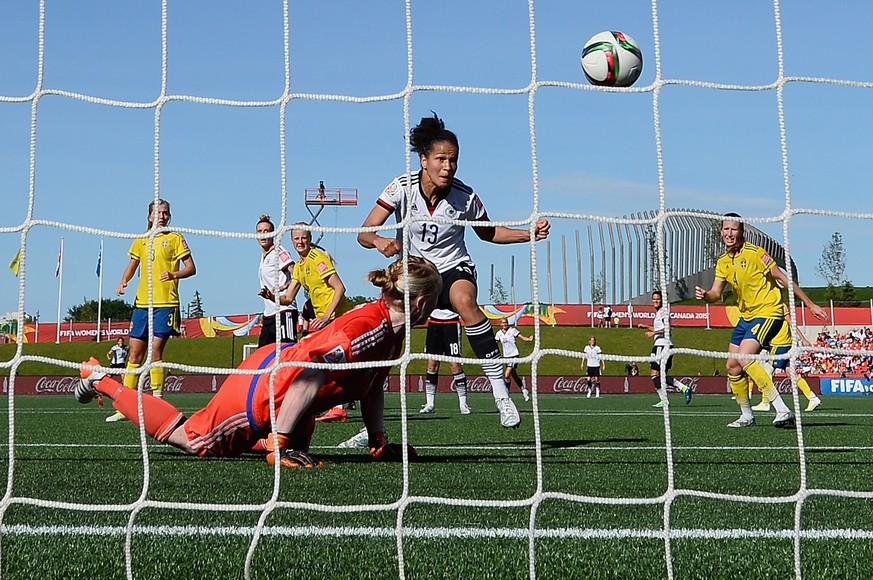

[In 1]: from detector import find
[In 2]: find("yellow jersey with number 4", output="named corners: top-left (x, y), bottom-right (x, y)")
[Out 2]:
top-left (715, 242), bottom-right (783, 320)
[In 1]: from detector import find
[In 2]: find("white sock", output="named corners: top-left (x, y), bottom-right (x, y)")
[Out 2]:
top-left (490, 377), bottom-right (510, 399)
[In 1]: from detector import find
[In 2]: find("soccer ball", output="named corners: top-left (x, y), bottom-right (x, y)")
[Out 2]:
top-left (580, 31), bottom-right (643, 87)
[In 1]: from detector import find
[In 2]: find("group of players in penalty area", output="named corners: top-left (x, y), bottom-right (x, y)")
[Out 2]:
top-left (74, 115), bottom-right (824, 469)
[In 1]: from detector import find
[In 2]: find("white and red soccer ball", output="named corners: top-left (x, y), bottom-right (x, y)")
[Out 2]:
top-left (580, 30), bottom-right (643, 87)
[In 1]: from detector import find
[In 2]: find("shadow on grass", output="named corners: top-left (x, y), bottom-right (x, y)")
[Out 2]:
top-left (542, 437), bottom-right (648, 449)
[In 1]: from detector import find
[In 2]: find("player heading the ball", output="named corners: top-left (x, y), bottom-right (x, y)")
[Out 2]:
top-left (357, 112), bottom-right (550, 429)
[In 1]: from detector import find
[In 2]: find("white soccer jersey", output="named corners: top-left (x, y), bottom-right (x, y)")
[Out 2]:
top-left (652, 306), bottom-right (672, 347)
top-left (496, 327), bottom-right (521, 357)
top-left (375, 172), bottom-right (487, 274)
top-left (259, 244), bottom-right (296, 317)
top-left (583, 345), bottom-right (603, 368)
top-left (109, 344), bottom-right (128, 365)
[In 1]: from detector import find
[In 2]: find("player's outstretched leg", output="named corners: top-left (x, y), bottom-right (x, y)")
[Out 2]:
top-left (465, 319), bottom-right (519, 428)
top-left (76, 357), bottom-right (105, 404)
top-left (77, 358), bottom-right (188, 442)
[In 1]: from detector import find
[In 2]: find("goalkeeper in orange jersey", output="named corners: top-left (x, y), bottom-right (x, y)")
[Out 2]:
top-left (75, 257), bottom-right (441, 467)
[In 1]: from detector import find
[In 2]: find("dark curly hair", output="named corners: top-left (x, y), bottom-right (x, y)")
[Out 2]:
top-left (410, 112), bottom-right (459, 157)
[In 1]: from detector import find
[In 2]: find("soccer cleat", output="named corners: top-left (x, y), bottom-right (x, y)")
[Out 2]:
top-left (751, 401), bottom-right (771, 412)
top-left (371, 442), bottom-right (418, 462)
top-left (459, 403), bottom-right (472, 415)
top-left (805, 397), bottom-right (822, 412)
top-left (315, 406), bottom-right (347, 423)
top-left (267, 448), bottom-right (324, 468)
top-left (337, 427), bottom-right (370, 449)
top-left (683, 385), bottom-right (693, 405)
top-left (105, 411), bottom-right (128, 423)
top-left (727, 416), bottom-right (756, 428)
top-left (773, 411), bottom-right (796, 429)
top-left (522, 389), bottom-right (530, 402)
top-left (76, 357), bottom-right (105, 404)
top-left (586, 391), bottom-right (591, 399)
top-left (653, 400), bottom-right (667, 408)
top-left (419, 404), bottom-right (435, 414)
top-left (495, 397), bottom-right (521, 429)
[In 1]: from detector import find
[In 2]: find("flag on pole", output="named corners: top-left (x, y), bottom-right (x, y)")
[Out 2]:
top-left (8, 249), bottom-right (21, 277)
top-left (55, 241), bottom-right (63, 277)
top-left (96, 245), bottom-right (102, 277)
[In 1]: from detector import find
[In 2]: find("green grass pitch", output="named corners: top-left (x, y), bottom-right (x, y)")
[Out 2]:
top-left (2, 392), bottom-right (873, 579)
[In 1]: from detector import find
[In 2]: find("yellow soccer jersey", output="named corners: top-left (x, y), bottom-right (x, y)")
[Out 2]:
top-left (715, 242), bottom-right (783, 320)
top-left (292, 247), bottom-right (351, 319)
top-left (129, 232), bottom-right (191, 308)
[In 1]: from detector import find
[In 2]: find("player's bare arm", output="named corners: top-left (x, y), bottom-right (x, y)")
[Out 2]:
top-left (279, 280), bottom-right (301, 308)
top-left (116, 258), bottom-right (140, 296)
top-left (695, 279), bottom-right (726, 303)
top-left (473, 216), bottom-right (551, 244)
top-left (769, 265), bottom-right (829, 321)
top-left (358, 205), bottom-right (401, 257)
top-left (359, 379), bottom-right (386, 440)
top-left (273, 367), bottom-right (326, 436)
top-left (161, 255), bottom-right (196, 283)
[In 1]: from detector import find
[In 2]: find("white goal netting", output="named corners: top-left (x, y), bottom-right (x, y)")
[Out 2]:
top-left (2, 1), bottom-right (873, 579)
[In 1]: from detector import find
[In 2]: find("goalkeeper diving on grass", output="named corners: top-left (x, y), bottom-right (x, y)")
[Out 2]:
top-left (74, 256), bottom-right (441, 468)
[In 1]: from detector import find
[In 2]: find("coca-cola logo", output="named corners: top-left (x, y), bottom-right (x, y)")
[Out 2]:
top-left (552, 376), bottom-right (589, 393)
top-left (773, 377), bottom-right (793, 394)
top-left (466, 376), bottom-right (493, 393)
top-left (34, 376), bottom-right (80, 394)
top-left (162, 376), bottom-right (184, 393)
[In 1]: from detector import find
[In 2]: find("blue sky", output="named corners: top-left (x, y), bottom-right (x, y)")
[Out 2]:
top-left (1, 0), bottom-right (872, 322)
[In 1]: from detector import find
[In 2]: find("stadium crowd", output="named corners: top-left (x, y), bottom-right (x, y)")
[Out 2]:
top-left (799, 327), bottom-right (873, 376)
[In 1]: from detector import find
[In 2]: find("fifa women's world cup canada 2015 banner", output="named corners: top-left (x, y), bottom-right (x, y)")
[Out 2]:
top-left (478, 304), bottom-right (873, 329)
top-left (3, 306), bottom-right (871, 344)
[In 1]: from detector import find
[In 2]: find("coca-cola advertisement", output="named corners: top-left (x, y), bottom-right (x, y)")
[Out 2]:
top-left (1, 374), bottom-right (823, 396)
top-left (387, 374), bottom-right (822, 395)
top-left (6, 374), bottom-right (222, 395)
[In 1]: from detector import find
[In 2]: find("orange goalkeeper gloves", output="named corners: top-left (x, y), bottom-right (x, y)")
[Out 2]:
top-left (368, 432), bottom-right (418, 462)
top-left (266, 448), bottom-right (324, 468)
top-left (264, 433), bottom-right (323, 468)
